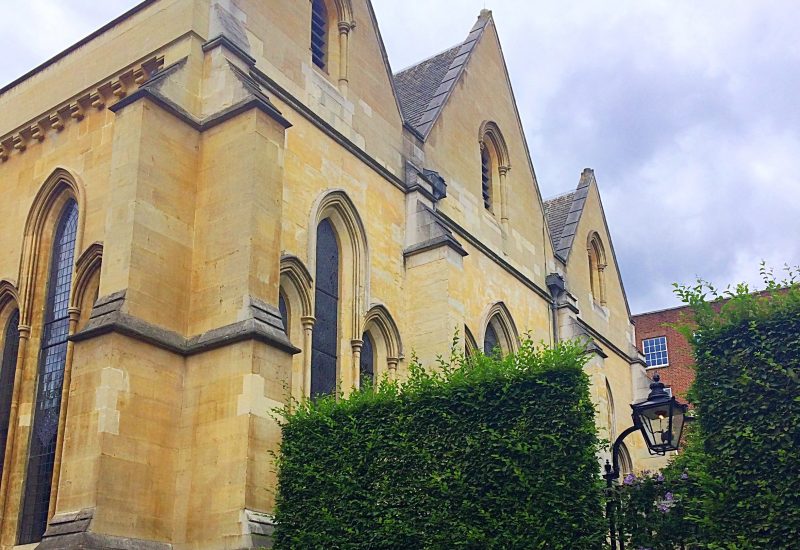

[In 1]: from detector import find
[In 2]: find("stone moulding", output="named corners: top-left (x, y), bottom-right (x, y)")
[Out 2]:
top-left (0, 56), bottom-right (164, 163)
top-left (71, 291), bottom-right (300, 356)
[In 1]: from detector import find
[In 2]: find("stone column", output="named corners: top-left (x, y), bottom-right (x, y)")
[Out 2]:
top-left (387, 358), bottom-right (399, 382)
top-left (350, 339), bottom-right (363, 391)
top-left (301, 316), bottom-right (315, 397)
top-left (499, 165), bottom-right (510, 248)
top-left (0, 324), bottom-right (29, 532)
top-left (338, 22), bottom-right (353, 92)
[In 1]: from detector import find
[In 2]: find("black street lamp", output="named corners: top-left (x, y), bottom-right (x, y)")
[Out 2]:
top-left (603, 374), bottom-right (691, 550)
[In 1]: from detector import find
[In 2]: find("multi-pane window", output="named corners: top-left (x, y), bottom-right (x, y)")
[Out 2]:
top-left (20, 200), bottom-right (78, 544)
top-left (311, 0), bottom-right (328, 69)
top-left (311, 219), bottom-right (338, 397)
top-left (359, 332), bottom-right (374, 388)
top-left (0, 310), bottom-right (20, 484)
top-left (643, 336), bottom-right (669, 368)
top-left (481, 147), bottom-right (492, 210)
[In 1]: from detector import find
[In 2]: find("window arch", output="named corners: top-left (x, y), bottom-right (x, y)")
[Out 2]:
top-left (280, 255), bottom-right (314, 399)
top-left (20, 199), bottom-right (79, 544)
top-left (480, 302), bottom-right (519, 357)
top-left (618, 442), bottom-right (633, 477)
top-left (311, 0), bottom-right (328, 70)
top-left (587, 232), bottom-right (607, 305)
top-left (311, 218), bottom-right (339, 397)
top-left (478, 121), bottom-right (510, 221)
top-left (606, 379), bottom-right (616, 442)
top-left (0, 309), bottom-right (20, 485)
top-left (464, 326), bottom-right (478, 357)
top-left (361, 304), bottom-right (402, 384)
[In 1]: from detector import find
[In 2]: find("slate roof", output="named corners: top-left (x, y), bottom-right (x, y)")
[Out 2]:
top-left (393, 10), bottom-right (492, 138)
top-left (543, 191), bottom-right (575, 249)
top-left (393, 46), bottom-right (461, 128)
top-left (544, 169), bottom-right (595, 262)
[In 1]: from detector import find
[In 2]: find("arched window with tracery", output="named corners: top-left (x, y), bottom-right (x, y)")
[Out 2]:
top-left (311, 219), bottom-right (339, 397)
top-left (311, 0), bottom-right (328, 70)
top-left (20, 199), bottom-right (79, 544)
top-left (359, 331), bottom-right (375, 388)
top-left (587, 233), bottom-right (607, 306)
top-left (0, 309), bottom-right (20, 484)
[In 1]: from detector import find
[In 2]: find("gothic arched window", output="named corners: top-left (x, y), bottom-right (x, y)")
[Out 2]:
top-left (588, 233), bottom-right (607, 306)
top-left (0, 310), bottom-right (20, 484)
top-left (360, 331), bottom-right (375, 388)
top-left (484, 322), bottom-right (500, 356)
top-left (311, 219), bottom-right (339, 397)
top-left (311, 0), bottom-right (328, 70)
top-left (20, 199), bottom-right (78, 544)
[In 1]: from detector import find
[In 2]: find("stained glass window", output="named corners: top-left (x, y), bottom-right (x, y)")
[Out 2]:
top-left (0, 310), bottom-right (20, 484)
top-left (484, 322), bottom-right (500, 357)
top-left (311, 0), bottom-right (328, 69)
top-left (19, 199), bottom-right (78, 544)
top-left (360, 332), bottom-right (374, 388)
top-left (311, 219), bottom-right (338, 397)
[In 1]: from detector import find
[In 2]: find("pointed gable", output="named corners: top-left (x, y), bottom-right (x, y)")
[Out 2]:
top-left (393, 11), bottom-right (491, 138)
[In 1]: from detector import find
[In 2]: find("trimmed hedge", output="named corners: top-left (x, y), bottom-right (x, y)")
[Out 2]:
top-left (273, 340), bottom-right (606, 549)
top-left (672, 266), bottom-right (800, 548)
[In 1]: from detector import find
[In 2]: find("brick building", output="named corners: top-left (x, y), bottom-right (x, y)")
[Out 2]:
top-left (632, 306), bottom-right (696, 402)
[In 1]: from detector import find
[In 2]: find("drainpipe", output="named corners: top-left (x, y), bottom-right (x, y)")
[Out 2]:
top-left (546, 273), bottom-right (566, 344)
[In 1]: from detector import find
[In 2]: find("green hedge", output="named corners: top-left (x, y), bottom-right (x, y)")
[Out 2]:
top-left (273, 340), bottom-right (605, 549)
top-left (672, 267), bottom-right (800, 548)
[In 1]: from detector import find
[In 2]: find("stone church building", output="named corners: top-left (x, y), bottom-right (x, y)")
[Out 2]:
top-left (0, 0), bottom-right (661, 547)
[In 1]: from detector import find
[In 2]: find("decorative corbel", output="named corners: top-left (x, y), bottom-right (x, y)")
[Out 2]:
top-left (29, 123), bottom-right (45, 142)
top-left (12, 133), bottom-right (27, 152)
top-left (49, 112), bottom-right (66, 132)
top-left (70, 99), bottom-right (86, 121)
top-left (111, 80), bottom-right (127, 99)
top-left (89, 90), bottom-right (107, 110)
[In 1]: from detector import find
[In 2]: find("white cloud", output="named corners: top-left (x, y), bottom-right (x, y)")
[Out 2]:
top-left (1, 0), bottom-right (797, 313)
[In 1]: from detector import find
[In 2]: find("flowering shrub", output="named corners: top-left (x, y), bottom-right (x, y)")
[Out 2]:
top-left (614, 467), bottom-right (701, 550)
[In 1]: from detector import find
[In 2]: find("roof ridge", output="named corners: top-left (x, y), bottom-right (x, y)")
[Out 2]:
top-left (409, 10), bottom-right (493, 138)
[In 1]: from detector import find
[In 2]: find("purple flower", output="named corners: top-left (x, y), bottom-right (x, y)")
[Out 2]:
top-left (681, 470), bottom-right (689, 480)
top-left (657, 503), bottom-right (669, 513)
top-left (623, 473), bottom-right (636, 485)
top-left (664, 491), bottom-right (674, 501)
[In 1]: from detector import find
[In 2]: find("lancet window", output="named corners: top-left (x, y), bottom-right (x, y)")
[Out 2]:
top-left (19, 199), bottom-right (78, 544)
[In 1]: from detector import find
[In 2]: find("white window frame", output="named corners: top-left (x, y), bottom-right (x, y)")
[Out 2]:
top-left (642, 335), bottom-right (669, 369)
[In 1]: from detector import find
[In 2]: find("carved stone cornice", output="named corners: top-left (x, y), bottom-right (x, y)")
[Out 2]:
top-left (0, 56), bottom-right (164, 163)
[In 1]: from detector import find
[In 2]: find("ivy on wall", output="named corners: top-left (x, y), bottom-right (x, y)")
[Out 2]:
top-left (272, 339), bottom-right (606, 549)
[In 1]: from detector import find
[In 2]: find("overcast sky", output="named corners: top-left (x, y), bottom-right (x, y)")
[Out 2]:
top-left (1, 0), bottom-right (798, 313)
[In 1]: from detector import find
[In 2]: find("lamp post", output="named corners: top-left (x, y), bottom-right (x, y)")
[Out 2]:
top-left (603, 374), bottom-right (690, 550)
